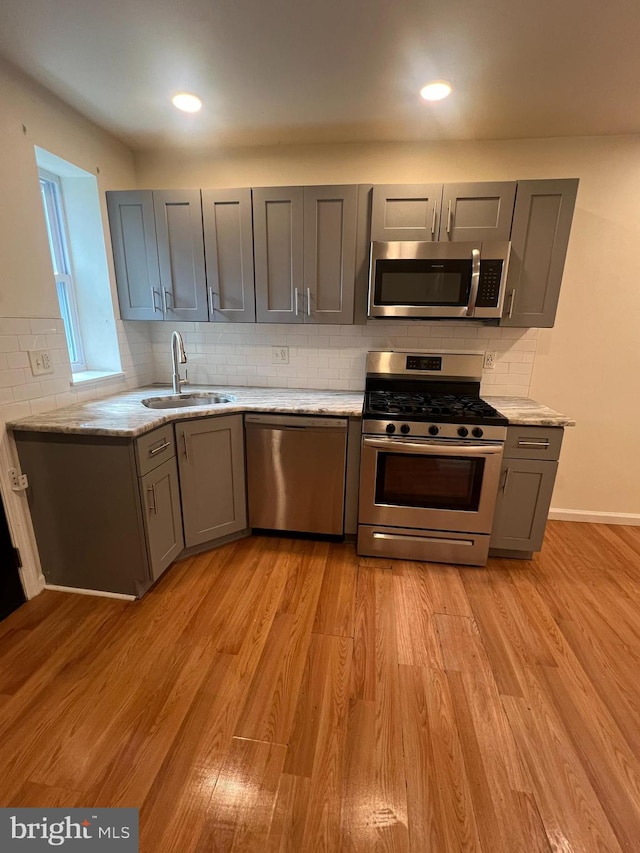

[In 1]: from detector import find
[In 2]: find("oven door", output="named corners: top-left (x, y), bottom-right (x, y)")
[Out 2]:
top-left (359, 435), bottom-right (504, 534)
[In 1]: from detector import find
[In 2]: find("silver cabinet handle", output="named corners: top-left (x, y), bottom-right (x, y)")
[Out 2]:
top-left (502, 467), bottom-right (510, 493)
top-left (517, 440), bottom-right (550, 448)
top-left (163, 288), bottom-right (173, 312)
top-left (431, 203), bottom-right (437, 238)
top-left (294, 287), bottom-right (299, 317)
top-left (467, 248), bottom-right (480, 316)
top-left (446, 200), bottom-right (452, 235)
top-left (208, 286), bottom-right (217, 317)
top-left (182, 432), bottom-right (189, 460)
top-left (507, 289), bottom-right (516, 319)
top-left (147, 484), bottom-right (158, 514)
top-left (151, 288), bottom-right (162, 312)
top-left (373, 531), bottom-right (473, 548)
top-left (149, 440), bottom-right (171, 456)
top-left (306, 287), bottom-right (311, 317)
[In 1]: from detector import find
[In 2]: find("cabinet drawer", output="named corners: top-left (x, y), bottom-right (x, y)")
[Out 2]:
top-left (504, 426), bottom-right (563, 461)
top-left (135, 424), bottom-right (176, 476)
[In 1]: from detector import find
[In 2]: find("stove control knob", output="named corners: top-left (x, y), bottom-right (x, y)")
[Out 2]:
top-left (428, 425), bottom-right (439, 436)
top-left (400, 424), bottom-right (410, 435)
top-left (385, 423), bottom-right (396, 434)
top-left (472, 427), bottom-right (484, 438)
top-left (458, 426), bottom-right (469, 438)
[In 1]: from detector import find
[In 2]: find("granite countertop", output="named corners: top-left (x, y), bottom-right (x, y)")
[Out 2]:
top-left (7, 386), bottom-right (575, 438)
top-left (484, 396), bottom-right (576, 427)
top-left (7, 386), bottom-right (366, 438)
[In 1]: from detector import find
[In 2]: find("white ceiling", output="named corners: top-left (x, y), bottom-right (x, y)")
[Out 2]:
top-left (1, 0), bottom-right (640, 150)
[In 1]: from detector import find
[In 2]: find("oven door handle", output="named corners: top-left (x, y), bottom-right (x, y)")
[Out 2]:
top-left (362, 436), bottom-right (504, 456)
top-left (466, 248), bottom-right (481, 316)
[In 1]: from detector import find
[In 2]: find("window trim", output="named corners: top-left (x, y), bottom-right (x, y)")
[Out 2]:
top-left (38, 169), bottom-right (87, 372)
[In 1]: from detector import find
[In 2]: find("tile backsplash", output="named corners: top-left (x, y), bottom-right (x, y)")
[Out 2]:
top-left (0, 317), bottom-right (154, 423)
top-left (150, 322), bottom-right (538, 396)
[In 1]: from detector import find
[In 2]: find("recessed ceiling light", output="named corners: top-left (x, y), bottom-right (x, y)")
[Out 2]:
top-left (172, 93), bottom-right (203, 113)
top-left (420, 81), bottom-right (452, 101)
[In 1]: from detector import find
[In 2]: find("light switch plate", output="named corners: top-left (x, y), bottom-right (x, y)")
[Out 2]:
top-left (28, 349), bottom-right (54, 376)
top-left (272, 346), bottom-right (289, 365)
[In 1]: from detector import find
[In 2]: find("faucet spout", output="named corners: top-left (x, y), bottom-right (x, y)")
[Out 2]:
top-left (171, 331), bottom-right (187, 394)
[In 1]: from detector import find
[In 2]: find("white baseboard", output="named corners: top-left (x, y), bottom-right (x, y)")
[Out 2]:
top-left (44, 584), bottom-right (136, 601)
top-left (548, 508), bottom-right (640, 526)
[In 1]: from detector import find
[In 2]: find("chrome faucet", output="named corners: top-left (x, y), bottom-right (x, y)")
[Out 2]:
top-left (171, 330), bottom-right (188, 394)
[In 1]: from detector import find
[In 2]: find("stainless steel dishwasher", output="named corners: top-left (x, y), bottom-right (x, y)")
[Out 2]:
top-left (244, 414), bottom-right (348, 535)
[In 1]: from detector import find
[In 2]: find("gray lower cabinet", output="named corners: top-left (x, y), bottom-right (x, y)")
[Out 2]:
top-left (12, 426), bottom-right (184, 597)
top-left (501, 179), bottom-right (578, 328)
top-left (202, 188), bottom-right (256, 322)
top-left (490, 426), bottom-right (563, 555)
top-left (175, 415), bottom-right (247, 547)
top-left (140, 457), bottom-right (184, 581)
top-left (371, 182), bottom-right (516, 242)
top-left (253, 185), bottom-right (359, 324)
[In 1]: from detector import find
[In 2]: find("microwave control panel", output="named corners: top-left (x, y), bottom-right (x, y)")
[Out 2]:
top-left (476, 260), bottom-right (504, 307)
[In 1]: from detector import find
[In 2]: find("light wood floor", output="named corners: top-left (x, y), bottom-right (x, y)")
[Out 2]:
top-left (1, 521), bottom-right (640, 851)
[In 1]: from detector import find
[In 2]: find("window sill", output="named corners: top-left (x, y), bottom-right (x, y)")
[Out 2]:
top-left (71, 370), bottom-right (125, 390)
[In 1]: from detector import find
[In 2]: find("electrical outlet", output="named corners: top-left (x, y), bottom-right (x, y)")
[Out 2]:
top-left (272, 346), bottom-right (289, 365)
top-left (28, 349), bottom-right (54, 376)
top-left (483, 351), bottom-right (496, 370)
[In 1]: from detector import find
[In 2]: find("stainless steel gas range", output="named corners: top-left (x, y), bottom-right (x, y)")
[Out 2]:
top-left (357, 351), bottom-right (508, 566)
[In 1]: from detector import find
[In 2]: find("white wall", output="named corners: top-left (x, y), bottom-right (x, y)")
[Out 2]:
top-left (136, 136), bottom-right (640, 519)
top-left (0, 57), bottom-right (154, 596)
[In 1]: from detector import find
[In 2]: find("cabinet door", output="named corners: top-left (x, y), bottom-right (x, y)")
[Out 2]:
top-left (440, 182), bottom-right (516, 241)
top-left (253, 187), bottom-right (304, 323)
top-left (153, 189), bottom-right (209, 321)
top-left (202, 188), bottom-right (256, 323)
top-left (140, 457), bottom-right (184, 582)
top-left (303, 185), bottom-right (357, 324)
top-left (106, 191), bottom-right (163, 321)
top-left (176, 415), bottom-right (247, 547)
top-left (491, 458), bottom-right (558, 552)
top-left (370, 184), bottom-right (442, 241)
top-left (501, 179), bottom-right (578, 328)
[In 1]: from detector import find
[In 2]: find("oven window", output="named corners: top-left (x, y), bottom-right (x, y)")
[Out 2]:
top-left (375, 452), bottom-right (485, 511)
top-left (374, 259), bottom-right (470, 306)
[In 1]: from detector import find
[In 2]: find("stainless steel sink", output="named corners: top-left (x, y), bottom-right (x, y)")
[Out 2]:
top-left (141, 392), bottom-right (236, 409)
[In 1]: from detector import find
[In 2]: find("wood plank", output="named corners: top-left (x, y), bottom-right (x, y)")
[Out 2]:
top-left (312, 542), bottom-right (357, 637)
top-left (266, 774), bottom-right (311, 853)
top-left (194, 737), bottom-right (287, 852)
top-left (399, 664), bottom-right (482, 853)
top-left (393, 562), bottom-right (444, 669)
top-left (234, 541), bottom-right (328, 743)
top-left (503, 687), bottom-right (624, 853)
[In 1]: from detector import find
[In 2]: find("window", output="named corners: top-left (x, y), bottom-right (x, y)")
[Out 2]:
top-left (35, 147), bottom-right (122, 383)
top-left (39, 170), bottom-right (86, 372)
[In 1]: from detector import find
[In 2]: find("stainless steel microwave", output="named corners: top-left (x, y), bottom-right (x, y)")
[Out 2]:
top-left (368, 240), bottom-right (511, 320)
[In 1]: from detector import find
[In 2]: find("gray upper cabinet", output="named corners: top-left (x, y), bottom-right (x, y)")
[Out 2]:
top-left (107, 188), bottom-right (209, 323)
top-left (254, 185), bottom-right (359, 324)
top-left (370, 184), bottom-right (441, 241)
top-left (202, 188), bottom-right (256, 323)
top-left (440, 182), bottom-right (516, 242)
top-left (175, 415), bottom-right (247, 547)
top-left (253, 187), bottom-right (305, 323)
top-left (501, 179), bottom-right (578, 327)
top-left (106, 191), bottom-right (163, 321)
top-left (303, 185), bottom-right (358, 324)
top-left (153, 189), bottom-right (209, 322)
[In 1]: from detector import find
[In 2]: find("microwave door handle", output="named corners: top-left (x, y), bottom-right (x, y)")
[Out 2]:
top-left (466, 248), bottom-right (481, 316)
